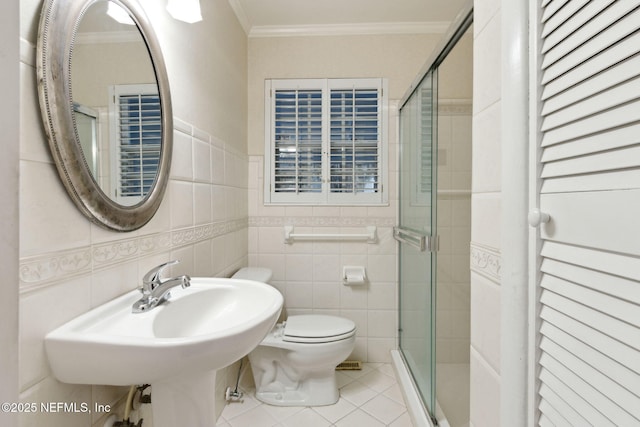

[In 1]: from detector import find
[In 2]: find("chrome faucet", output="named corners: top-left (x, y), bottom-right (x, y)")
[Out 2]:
top-left (132, 260), bottom-right (191, 313)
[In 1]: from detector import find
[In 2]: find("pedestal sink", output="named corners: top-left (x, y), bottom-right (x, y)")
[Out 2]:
top-left (45, 278), bottom-right (283, 427)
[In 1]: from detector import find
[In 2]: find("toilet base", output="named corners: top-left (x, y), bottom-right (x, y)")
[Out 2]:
top-left (254, 373), bottom-right (340, 406)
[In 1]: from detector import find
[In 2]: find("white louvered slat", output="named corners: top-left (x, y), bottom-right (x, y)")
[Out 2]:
top-left (538, 414), bottom-right (552, 427)
top-left (541, 169), bottom-right (640, 194)
top-left (541, 53), bottom-right (640, 116)
top-left (541, 0), bottom-right (570, 24)
top-left (539, 368), bottom-right (615, 426)
top-left (540, 121), bottom-right (640, 163)
top-left (541, 0), bottom-right (615, 52)
top-left (541, 2), bottom-right (638, 68)
top-left (541, 306), bottom-right (640, 377)
top-left (541, 144), bottom-right (640, 179)
top-left (541, 98), bottom-right (640, 147)
top-left (541, 75), bottom-right (640, 132)
top-left (541, 321), bottom-right (640, 393)
top-left (541, 31), bottom-right (640, 102)
top-left (541, 336), bottom-right (640, 420)
top-left (540, 384), bottom-right (589, 426)
top-left (538, 396), bottom-right (572, 427)
top-left (542, 275), bottom-right (639, 327)
top-left (540, 0), bottom-right (590, 46)
top-left (541, 291), bottom-right (640, 351)
top-left (541, 6), bottom-right (640, 83)
top-left (541, 353), bottom-right (638, 426)
top-left (541, 258), bottom-right (640, 305)
top-left (539, 384), bottom-right (589, 427)
top-left (541, 241), bottom-right (640, 291)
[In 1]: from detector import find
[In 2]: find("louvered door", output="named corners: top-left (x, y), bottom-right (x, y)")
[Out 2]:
top-left (536, 1), bottom-right (640, 425)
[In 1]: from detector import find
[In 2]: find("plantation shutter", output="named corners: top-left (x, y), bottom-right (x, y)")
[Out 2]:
top-left (535, 1), bottom-right (640, 425)
top-left (273, 87), bottom-right (323, 196)
top-left (265, 78), bottom-right (386, 205)
top-left (329, 84), bottom-right (381, 198)
top-left (113, 84), bottom-right (161, 203)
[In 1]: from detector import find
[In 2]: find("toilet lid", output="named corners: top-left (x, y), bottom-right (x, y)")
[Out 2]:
top-left (283, 315), bottom-right (356, 343)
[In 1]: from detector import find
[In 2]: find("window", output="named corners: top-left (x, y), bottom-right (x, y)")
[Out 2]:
top-left (109, 84), bottom-right (161, 205)
top-left (264, 78), bottom-right (388, 205)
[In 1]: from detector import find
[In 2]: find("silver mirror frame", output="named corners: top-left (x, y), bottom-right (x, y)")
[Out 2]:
top-left (37, 0), bottom-right (173, 232)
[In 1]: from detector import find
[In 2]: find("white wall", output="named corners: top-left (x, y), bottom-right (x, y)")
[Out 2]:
top-left (470, 0), bottom-right (503, 425)
top-left (247, 32), bottom-right (442, 363)
top-left (18, 0), bottom-right (248, 425)
top-left (0, 1), bottom-right (20, 427)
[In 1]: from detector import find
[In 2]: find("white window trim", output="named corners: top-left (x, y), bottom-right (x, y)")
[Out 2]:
top-left (263, 78), bottom-right (389, 206)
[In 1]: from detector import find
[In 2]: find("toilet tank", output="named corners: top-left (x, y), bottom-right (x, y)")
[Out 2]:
top-left (232, 267), bottom-right (272, 284)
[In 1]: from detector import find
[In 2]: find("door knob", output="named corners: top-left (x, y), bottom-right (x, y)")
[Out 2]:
top-left (528, 208), bottom-right (550, 227)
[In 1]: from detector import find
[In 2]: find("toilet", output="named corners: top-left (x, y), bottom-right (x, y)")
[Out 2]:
top-left (232, 267), bottom-right (356, 406)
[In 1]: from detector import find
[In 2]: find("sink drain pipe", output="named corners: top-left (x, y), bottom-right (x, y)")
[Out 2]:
top-left (225, 358), bottom-right (245, 402)
top-left (111, 384), bottom-right (149, 427)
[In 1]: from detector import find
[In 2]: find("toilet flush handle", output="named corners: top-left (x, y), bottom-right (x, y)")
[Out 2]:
top-left (528, 208), bottom-right (550, 227)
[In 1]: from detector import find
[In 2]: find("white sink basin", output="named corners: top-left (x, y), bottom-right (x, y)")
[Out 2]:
top-left (45, 278), bottom-right (283, 386)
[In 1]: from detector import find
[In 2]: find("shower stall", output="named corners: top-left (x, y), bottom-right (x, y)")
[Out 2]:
top-left (393, 4), bottom-right (473, 426)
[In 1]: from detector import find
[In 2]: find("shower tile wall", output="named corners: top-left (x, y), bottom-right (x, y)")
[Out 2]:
top-left (436, 102), bottom-right (472, 364)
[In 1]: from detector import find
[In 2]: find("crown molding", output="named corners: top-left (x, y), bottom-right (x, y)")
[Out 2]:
top-left (227, 0), bottom-right (252, 34)
top-left (248, 21), bottom-right (449, 38)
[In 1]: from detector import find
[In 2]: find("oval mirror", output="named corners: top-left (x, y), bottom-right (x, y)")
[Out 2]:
top-left (37, 0), bottom-right (172, 231)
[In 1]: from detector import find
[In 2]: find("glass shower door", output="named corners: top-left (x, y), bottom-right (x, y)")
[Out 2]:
top-left (396, 70), bottom-right (437, 416)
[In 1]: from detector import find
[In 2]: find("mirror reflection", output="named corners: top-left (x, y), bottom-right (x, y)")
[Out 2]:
top-left (72, 0), bottom-right (160, 206)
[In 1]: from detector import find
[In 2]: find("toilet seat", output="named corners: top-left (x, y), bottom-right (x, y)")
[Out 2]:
top-left (283, 315), bottom-right (356, 344)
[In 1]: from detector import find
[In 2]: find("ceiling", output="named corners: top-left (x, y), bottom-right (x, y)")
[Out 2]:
top-left (228, 0), bottom-right (470, 36)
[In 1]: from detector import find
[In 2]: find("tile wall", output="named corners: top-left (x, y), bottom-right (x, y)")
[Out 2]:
top-left (246, 32), bottom-right (445, 364)
top-left (470, 0), bottom-right (503, 425)
top-left (19, 112), bottom-right (249, 426)
top-left (17, 0), bottom-right (249, 425)
top-left (247, 155), bottom-right (398, 363)
top-left (435, 101), bottom-right (472, 365)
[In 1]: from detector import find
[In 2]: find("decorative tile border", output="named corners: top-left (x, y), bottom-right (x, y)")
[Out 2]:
top-left (19, 248), bottom-right (92, 287)
top-left (19, 218), bottom-right (248, 292)
top-left (470, 242), bottom-right (501, 283)
top-left (249, 216), bottom-right (396, 227)
top-left (439, 99), bottom-right (472, 116)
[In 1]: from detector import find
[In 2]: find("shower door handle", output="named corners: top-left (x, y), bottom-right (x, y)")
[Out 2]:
top-left (393, 227), bottom-right (438, 252)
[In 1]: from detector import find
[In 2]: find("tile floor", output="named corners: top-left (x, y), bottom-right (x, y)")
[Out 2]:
top-left (217, 363), bottom-right (415, 427)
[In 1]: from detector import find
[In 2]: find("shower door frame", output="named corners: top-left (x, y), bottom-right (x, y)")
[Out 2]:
top-left (397, 66), bottom-right (439, 420)
top-left (396, 2), bottom-right (474, 423)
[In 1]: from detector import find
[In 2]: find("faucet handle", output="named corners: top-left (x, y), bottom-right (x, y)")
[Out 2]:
top-left (142, 260), bottom-right (180, 290)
